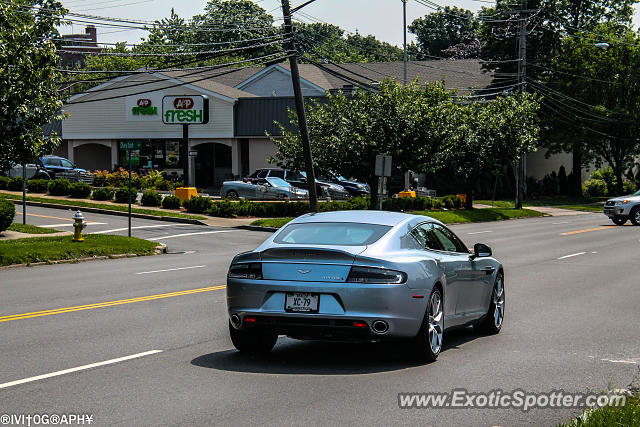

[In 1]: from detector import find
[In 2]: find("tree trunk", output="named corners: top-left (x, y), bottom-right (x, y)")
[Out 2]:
top-left (614, 168), bottom-right (624, 195)
top-left (465, 178), bottom-right (474, 210)
top-left (572, 141), bottom-right (582, 196)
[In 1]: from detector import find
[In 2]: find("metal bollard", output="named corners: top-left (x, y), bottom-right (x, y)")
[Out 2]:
top-left (72, 210), bottom-right (87, 242)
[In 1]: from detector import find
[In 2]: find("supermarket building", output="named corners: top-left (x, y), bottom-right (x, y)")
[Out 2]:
top-left (56, 59), bottom-right (567, 188)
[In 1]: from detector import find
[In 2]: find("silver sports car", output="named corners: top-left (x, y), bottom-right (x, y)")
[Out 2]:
top-left (220, 177), bottom-right (308, 200)
top-left (226, 210), bottom-right (504, 362)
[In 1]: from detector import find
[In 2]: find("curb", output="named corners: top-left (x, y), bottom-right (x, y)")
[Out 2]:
top-left (0, 245), bottom-right (167, 269)
top-left (16, 200), bottom-right (208, 226)
top-left (236, 225), bottom-right (279, 233)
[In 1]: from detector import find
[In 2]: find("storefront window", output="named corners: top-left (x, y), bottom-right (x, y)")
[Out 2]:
top-left (117, 140), bottom-right (183, 171)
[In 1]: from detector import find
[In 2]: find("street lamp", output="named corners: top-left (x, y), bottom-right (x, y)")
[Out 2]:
top-left (595, 42), bottom-right (610, 50)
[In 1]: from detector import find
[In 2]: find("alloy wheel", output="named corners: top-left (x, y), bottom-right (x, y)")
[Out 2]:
top-left (428, 291), bottom-right (444, 355)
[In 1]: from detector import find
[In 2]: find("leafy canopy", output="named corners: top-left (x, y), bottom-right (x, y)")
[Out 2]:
top-left (0, 0), bottom-right (66, 167)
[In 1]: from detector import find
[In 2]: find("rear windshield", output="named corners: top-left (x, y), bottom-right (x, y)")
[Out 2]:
top-left (274, 222), bottom-right (392, 246)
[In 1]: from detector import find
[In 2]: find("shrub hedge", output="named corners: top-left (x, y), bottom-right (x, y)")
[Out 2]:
top-left (8, 177), bottom-right (23, 191)
top-left (141, 190), bottom-right (162, 207)
top-left (47, 178), bottom-right (70, 196)
top-left (0, 176), bottom-right (10, 190)
top-left (582, 179), bottom-right (607, 197)
top-left (115, 187), bottom-right (138, 204)
top-left (68, 182), bottom-right (92, 199)
top-left (161, 195), bottom-right (182, 209)
top-left (91, 187), bottom-right (114, 201)
top-left (26, 179), bottom-right (50, 193)
top-left (183, 196), bottom-right (212, 213)
top-left (201, 195), bottom-right (466, 218)
top-left (0, 198), bottom-right (14, 232)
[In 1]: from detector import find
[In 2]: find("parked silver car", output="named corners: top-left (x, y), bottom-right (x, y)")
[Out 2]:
top-left (220, 177), bottom-right (308, 200)
top-left (604, 189), bottom-right (640, 225)
top-left (226, 210), bottom-right (504, 362)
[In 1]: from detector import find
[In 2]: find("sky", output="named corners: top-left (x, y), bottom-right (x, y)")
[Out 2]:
top-left (59, 0), bottom-right (640, 48)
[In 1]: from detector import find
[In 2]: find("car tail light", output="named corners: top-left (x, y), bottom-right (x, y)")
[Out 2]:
top-left (352, 321), bottom-right (367, 328)
top-left (346, 266), bottom-right (407, 284)
top-left (228, 262), bottom-right (262, 279)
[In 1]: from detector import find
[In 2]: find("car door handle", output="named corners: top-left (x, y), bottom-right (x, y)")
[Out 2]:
top-left (481, 267), bottom-right (496, 275)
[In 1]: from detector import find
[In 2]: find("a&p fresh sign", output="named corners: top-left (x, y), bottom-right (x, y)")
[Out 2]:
top-left (162, 95), bottom-right (209, 125)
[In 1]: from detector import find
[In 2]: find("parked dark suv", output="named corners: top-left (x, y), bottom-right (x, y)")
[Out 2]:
top-left (246, 168), bottom-right (349, 199)
top-left (40, 156), bottom-right (95, 184)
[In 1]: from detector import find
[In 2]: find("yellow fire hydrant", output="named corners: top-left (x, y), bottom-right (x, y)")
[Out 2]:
top-left (72, 210), bottom-right (87, 242)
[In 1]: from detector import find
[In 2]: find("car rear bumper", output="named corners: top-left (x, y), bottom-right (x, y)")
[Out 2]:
top-left (227, 278), bottom-right (428, 339)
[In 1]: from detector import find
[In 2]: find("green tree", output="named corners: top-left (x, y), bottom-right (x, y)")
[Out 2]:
top-left (409, 6), bottom-right (479, 59)
top-left (436, 93), bottom-right (540, 209)
top-left (0, 0), bottom-right (66, 167)
top-left (293, 22), bottom-right (367, 63)
top-left (344, 32), bottom-right (405, 62)
top-left (271, 80), bottom-right (453, 208)
top-left (479, 0), bottom-right (638, 195)
top-left (542, 25), bottom-right (640, 195)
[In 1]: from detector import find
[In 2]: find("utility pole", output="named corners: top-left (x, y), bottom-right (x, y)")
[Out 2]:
top-left (403, 0), bottom-right (408, 86)
top-left (515, 0), bottom-right (527, 209)
top-left (281, 0), bottom-right (318, 212)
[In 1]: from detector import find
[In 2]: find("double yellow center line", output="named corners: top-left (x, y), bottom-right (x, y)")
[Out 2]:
top-left (0, 285), bottom-right (226, 323)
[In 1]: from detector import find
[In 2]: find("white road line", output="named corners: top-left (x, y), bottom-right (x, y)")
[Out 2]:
top-left (41, 222), bottom-right (107, 227)
top-left (149, 230), bottom-right (235, 241)
top-left (136, 265), bottom-right (206, 275)
top-left (601, 358), bottom-right (640, 365)
top-left (91, 224), bottom-right (190, 234)
top-left (552, 221), bottom-right (571, 225)
top-left (557, 252), bottom-right (587, 260)
top-left (0, 350), bottom-right (163, 390)
top-left (467, 230), bottom-right (492, 235)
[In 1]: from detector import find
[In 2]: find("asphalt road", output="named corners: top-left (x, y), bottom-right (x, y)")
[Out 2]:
top-left (1, 206), bottom-right (639, 426)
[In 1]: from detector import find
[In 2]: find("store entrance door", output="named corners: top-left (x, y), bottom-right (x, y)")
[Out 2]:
top-left (194, 143), bottom-right (215, 187)
top-left (194, 143), bottom-right (232, 189)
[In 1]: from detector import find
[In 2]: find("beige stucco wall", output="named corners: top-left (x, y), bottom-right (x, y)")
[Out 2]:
top-left (248, 138), bottom-right (278, 172)
top-left (62, 74), bottom-right (234, 140)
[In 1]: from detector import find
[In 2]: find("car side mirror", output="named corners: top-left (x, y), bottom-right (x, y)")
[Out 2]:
top-left (242, 178), bottom-right (247, 183)
top-left (472, 243), bottom-right (492, 259)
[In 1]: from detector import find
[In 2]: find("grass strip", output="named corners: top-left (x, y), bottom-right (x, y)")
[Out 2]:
top-left (0, 234), bottom-right (159, 266)
top-left (0, 192), bottom-right (205, 220)
top-left (8, 223), bottom-right (59, 234)
top-left (413, 208), bottom-right (545, 223)
top-left (558, 396), bottom-right (639, 426)
top-left (250, 208), bottom-right (545, 228)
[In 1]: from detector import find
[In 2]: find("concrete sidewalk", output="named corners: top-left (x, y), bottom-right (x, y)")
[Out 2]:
top-left (473, 203), bottom-right (596, 216)
top-left (0, 230), bottom-right (71, 241)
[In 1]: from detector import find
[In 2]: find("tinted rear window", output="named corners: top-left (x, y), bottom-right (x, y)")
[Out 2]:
top-left (274, 222), bottom-right (392, 246)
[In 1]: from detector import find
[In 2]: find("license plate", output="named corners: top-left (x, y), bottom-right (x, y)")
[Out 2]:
top-left (285, 293), bottom-right (319, 313)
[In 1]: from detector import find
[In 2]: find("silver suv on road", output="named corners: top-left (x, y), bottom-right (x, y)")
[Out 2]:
top-left (604, 189), bottom-right (640, 225)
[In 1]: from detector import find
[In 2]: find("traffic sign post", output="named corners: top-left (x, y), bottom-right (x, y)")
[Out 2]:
top-left (162, 95), bottom-right (209, 187)
top-left (119, 141), bottom-right (141, 237)
top-left (375, 155), bottom-right (392, 210)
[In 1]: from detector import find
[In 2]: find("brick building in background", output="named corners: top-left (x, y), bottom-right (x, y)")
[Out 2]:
top-left (60, 25), bottom-right (102, 68)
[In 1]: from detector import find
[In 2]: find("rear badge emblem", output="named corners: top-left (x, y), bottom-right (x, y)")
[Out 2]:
top-left (297, 269), bottom-right (311, 274)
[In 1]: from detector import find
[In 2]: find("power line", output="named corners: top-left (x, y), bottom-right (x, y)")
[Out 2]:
top-left (64, 52), bottom-right (292, 104)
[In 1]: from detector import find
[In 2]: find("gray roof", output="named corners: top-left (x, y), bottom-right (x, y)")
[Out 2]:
top-left (66, 59), bottom-right (491, 105)
top-left (285, 60), bottom-right (493, 91)
top-left (160, 70), bottom-right (257, 99)
top-left (210, 59), bottom-right (493, 92)
top-left (43, 120), bottom-right (62, 137)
